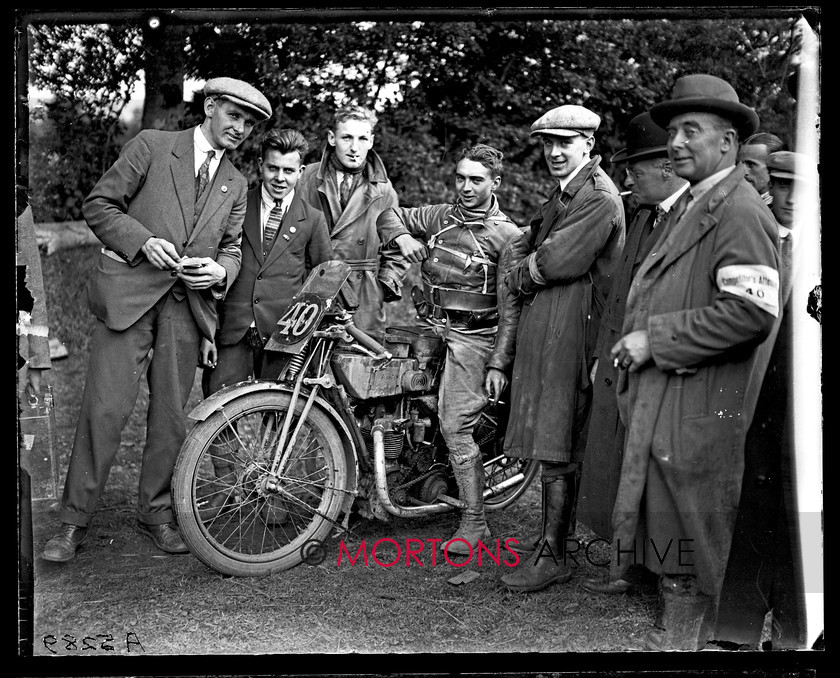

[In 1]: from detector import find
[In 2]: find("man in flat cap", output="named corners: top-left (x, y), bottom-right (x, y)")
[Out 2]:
top-left (42, 77), bottom-right (271, 562)
top-left (606, 74), bottom-right (780, 650)
top-left (576, 112), bottom-right (688, 561)
top-left (500, 104), bottom-right (626, 593)
top-left (298, 104), bottom-right (408, 337)
top-left (714, 150), bottom-right (817, 650)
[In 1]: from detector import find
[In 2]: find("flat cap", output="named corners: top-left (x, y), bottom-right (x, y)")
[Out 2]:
top-left (767, 150), bottom-right (817, 183)
top-left (204, 77), bottom-right (272, 121)
top-left (530, 104), bottom-right (600, 138)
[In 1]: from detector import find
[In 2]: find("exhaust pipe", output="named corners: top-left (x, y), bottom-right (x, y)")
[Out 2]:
top-left (371, 419), bottom-right (525, 518)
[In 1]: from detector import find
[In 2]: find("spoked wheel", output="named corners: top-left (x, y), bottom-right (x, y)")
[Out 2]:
top-left (173, 391), bottom-right (348, 577)
top-left (473, 405), bottom-right (539, 511)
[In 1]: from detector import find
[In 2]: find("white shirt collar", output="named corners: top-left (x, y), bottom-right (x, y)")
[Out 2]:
top-left (658, 183), bottom-right (690, 214)
top-left (689, 165), bottom-right (736, 203)
top-left (193, 126), bottom-right (224, 173)
top-left (778, 223), bottom-right (792, 240)
top-left (559, 156), bottom-right (590, 192)
top-left (261, 185), bottom-right (295, 213)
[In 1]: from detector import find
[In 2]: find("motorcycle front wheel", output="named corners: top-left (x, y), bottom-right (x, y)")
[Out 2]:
top-left (173, 391), bottom-right (348, 577)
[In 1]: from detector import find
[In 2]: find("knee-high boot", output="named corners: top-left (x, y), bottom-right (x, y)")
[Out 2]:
top-left (501, 470), bottom-right (576, 592)
top-left (444, 457), bottom-right (491, 556)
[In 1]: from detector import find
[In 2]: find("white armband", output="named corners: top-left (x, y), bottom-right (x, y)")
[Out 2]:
top-left (716, 264), bottom-right (780, 317)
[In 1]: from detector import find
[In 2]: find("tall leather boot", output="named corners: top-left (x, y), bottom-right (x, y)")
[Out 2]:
top-left (646, 575), bottom-right (712, 651)
top-left (501, 470), bottom-right (576, 592)
top-left (444, 457), bottom-right (491, 556)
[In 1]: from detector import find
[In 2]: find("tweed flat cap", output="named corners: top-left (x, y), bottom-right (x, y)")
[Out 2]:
top-left (767, 151), bottom-right (817, 182)
top-left (530, 104), bottom-right (600, 138)
top-left (204, 77), bottom-right (272, 120)
top-left (650, 73), bottom-right (759, 139)
top-left (611, 112), bottom-right (669, 163)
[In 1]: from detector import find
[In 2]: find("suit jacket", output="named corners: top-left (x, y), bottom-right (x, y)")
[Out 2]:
top-left (82, 128), bottom-right (246, 340)
top-left (217, 187), bottom-right (333, 346)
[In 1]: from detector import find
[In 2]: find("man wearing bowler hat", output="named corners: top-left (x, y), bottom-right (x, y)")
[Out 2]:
top-left (714, 150), bottom-right (818, 650)
top-left (42, 77), bottom-right (272, 562)
top-left (606, 74), bottom-right (780, 650)
top-left (576, 112), bottom-right (688, 560)
top-left (500, 104), bottom-right (625, 593)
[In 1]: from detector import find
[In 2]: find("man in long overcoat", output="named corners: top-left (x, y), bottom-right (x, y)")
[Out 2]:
top-left (577, 112), bottom-right (688, 549)
top-left (607, 74), bottom-right (780, 650)
top-left (298, 105), bottom-right (409, 337)
top-left (500, 105), bottom-right (625, 593)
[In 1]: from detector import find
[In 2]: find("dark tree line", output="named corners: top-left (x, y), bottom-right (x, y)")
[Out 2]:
top-left (26, 14), bottom-right (803, 226)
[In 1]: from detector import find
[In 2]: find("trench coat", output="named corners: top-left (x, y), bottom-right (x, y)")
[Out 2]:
top-left (609, 165), bottom-right (780, 597)
top-left (298, 147), bottom-right (409, 336)
top-left (576, 203), bottom-right (659, 538)
top-left (504, 156), bottom-right (625, 462)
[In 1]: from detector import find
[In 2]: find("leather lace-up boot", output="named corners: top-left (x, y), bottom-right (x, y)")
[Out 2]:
top-left (501, 470), bottom-right (576, 592)
top-left (42, 523), bottom-right (88, 562)
top-left (443, 457), bottom-right (491, 556)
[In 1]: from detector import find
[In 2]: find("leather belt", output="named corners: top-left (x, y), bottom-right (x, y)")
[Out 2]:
top-left (423, 282), bottom-right (496, 313)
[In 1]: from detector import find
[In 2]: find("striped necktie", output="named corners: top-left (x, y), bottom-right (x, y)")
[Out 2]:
top-left (263, 203), bottom-right (284, 251)
top-left (196, 150), bottom-right (215, 201)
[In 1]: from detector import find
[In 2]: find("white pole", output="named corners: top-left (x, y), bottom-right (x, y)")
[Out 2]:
top-left (790, 14), bottom-right (823, 650)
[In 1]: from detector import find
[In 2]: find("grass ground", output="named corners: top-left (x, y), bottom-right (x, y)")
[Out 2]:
top-left (22, 245), bottom-right (820, 675)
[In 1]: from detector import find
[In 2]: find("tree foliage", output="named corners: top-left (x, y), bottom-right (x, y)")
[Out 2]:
top-left (28, 24), bottom-right (145, 221)
top-left (26, 15), bottom-right (802, 225)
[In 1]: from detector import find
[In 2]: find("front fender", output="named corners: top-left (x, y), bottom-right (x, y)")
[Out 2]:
top-left (188, 380), bottom-right (359, 514)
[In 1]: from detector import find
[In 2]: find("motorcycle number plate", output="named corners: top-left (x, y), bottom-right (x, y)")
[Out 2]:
top-left (265, 293), bottom-right (326, 352)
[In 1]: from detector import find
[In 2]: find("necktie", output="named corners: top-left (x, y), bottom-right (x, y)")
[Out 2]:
top-left (196, 150), bottom-right (215, 201)
top-left (653, 205), bottom-right (667, 229)
top-left (780, 235), bottom-right (793, 305)
top-left (339, 172), bottom-right (354, 210)
top-left (263, 203), bottom-right (284, 252)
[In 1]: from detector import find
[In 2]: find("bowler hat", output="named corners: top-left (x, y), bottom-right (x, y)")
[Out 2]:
top-left (204, 77), bottom-right (272, 121)
top-left (650, 74), bottom-right (759, 139)
top-left (530, 104), bottom-right (600, 138)
top-left (611, 112), bottom-right (669, 163)
top-left (767, 150), bottom-right (817, 183)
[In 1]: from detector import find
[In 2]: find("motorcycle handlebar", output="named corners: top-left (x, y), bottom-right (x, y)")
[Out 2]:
top-left (344, 321), bottom-right (393, 360)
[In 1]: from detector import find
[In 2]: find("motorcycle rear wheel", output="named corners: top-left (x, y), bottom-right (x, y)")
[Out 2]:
top-left (173, 391), bottom-right (348, 577)
top-left (483, 456), bottom-right (539, 510)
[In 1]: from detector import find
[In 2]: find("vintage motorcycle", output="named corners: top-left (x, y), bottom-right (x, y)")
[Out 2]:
top-left (172, 260), bottom-right (538, 577)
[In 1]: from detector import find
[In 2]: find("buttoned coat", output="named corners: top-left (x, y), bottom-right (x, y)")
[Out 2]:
top-left (82, 128), bottom-right (246, 341)
top-left (217, 188), bottom-right (333, 346)
top-left (610, 165), bottom-right (779, 596)
top-left (298, 147), bottom-right (409, 336)
top-left (504, 156), bottom-right (626, 462)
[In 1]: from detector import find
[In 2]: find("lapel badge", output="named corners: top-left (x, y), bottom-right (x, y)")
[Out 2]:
top-left (283, 234), bottom-right (290, 241)
top-left (289, 226), bottom-right (297, 233)
top-left (221, 185), bottom-right (228, 193)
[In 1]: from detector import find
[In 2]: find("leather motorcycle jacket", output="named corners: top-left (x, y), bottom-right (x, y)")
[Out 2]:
top-left (377, 196), bottom-right (527, 372)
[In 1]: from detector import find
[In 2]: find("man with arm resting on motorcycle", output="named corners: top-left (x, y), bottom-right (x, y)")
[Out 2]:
top-left (376, 144), bottom-right (527, 555)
